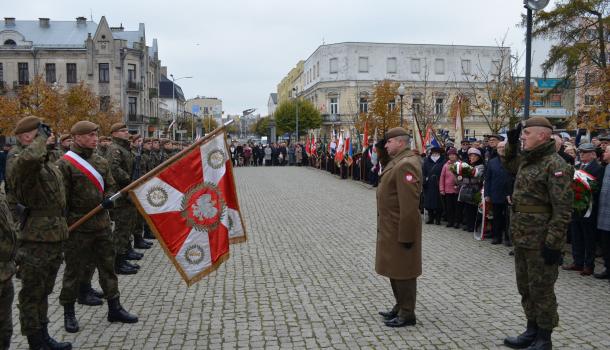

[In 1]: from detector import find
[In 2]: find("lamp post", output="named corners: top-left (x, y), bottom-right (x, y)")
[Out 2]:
top-left (523, 0), bottom-right (549, 120)
top-left (169, 74), bottom-right (192, 140)
top-left (292, 87), bottom-right (299, 143)
top-left (397, 83), bottom-right (406, 127)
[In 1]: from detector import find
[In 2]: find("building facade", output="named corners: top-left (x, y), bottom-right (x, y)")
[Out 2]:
top-left (267, 92), bottom-right (277, 116)
top-left (186, 96), bottom-right (223, 134)
top-left (0, 16), bottom-right (163, 135)
top-left (277, 60), bottom-right (303, 105)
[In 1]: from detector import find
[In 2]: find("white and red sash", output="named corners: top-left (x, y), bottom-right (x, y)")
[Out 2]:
top-left (63, 151), bottom-right (104, 194)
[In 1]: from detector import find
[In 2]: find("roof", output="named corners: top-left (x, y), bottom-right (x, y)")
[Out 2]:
top-left (270, 93), bottom-right (277, 104)
top-left (113, 23), bottom-right (144, 49)
top-left (159, 75), bottom-right (185, 101)
top-left (0, 19), bottom-right (98, 48)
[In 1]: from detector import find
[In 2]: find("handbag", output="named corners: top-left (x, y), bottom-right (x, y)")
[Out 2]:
top-left (458, 185), bottom-right (476, 204)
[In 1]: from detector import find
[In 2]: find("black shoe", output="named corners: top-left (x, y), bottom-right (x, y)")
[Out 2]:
top-left (425, 219), bottom-right (434, 224)
top-left (107, 297), bottom-right (139, 323)
top-left (115, 258), bottom-right (138, 275)
top-left (453, 223), bottom-right (461, 229)
top-left (378, 310), bottom-right (397, 320)
top-left (491, 239), bottom-right (502, 245)
top-left (143, 230), bottom-right (156, 239)
top-left (63, 304), bottom-right (79, 333)
top-left (134, 238), bottom-right (152, 250)
top-left (125, 249), bottom-right (143, 260)
top-left (123, 260), bottom-right (140, 270)
top-left (525, 328), bottom-right (552, 350)
top-left (42, 323), bottom-right (72, 349)
top-left (27, 332), bottom-right (45, 350)
top-left (78, 286), bottom-right (103, 306)
top-left (594, 269), bottom-right (610, 279)
top-left (504, 321), bottom-right (537, 349)
top-left (384, 316), bottom-right (416, 328)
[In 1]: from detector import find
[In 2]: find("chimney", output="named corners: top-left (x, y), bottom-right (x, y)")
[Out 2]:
top-left (39, 18), bottom-right (50, 28)
top-left (76, 16), bottom-right (86, 26)
top-left (4, 17), bottom-right (15, 27)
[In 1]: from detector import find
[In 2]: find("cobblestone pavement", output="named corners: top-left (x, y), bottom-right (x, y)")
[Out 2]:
top-left (9, 166), bottom-right (610, 349)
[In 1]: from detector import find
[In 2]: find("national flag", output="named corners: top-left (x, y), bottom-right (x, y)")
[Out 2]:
top-left (311, 135), bottom-right (316, 154)
top-left (344, 130), bottom-right (352, 166)
top-left (454, 96), bottom-right (464, 146)
top-left (362, 121), bottom-right (368, 152)
top-left (335, 132), bottom-right (344, 164)
top-left (305, 135), bottom-right (311, 156)
top-left (130, 130), bottom-right (246, 286)
top-left (346, 133), bottom-right (354, 166)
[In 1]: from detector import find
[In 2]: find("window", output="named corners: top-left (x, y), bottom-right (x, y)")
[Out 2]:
top-left (44, 63), bottom-right (56, 83)
top-left (100, 96), bottom-right (110, 112)
top-left (388, 99), bottom-right (396, 112)
top-left (550, 93), bottom-right (562, 107)
top-left (359, 97), bottom-right (368, 114)
top-left (491, 99), bottom-right (499, 115)
top-left (387, 57), bottom-right (397, 74)
top-left (434, 59), bottom-right (445, 75)
top-left (330, 97), bottom-right (338, 114)
top-left (329, 58), bottom-right (338, 74)
top-left (435, 98), bottom-right (444, 115)
top-left (316, 61), bottom-right (320, 77)
top-left (411, 59), bottom-right (421, 74)
top-left (359, 57), bottom-right (369, 73)
top-left (66, 63), bottom-right (77, 83)
top-left (18, 62), bottom-right (29, 85)
top-left (99, 63), bottom-right (109, 83)
top-left (128, 97), bottom-right (137, 116)
top-left (128, 64), bottom-right (136, 82)
top-left (412, 98), bottom-right (421, 114)
top-left (461, 59), bottom-right (471, 75)
top-left (584, 95), bottom-right (595, 106)
top-left (3, 39), bottom-right (16, 46)
top-left (491, 60), bottom-right (500, 76)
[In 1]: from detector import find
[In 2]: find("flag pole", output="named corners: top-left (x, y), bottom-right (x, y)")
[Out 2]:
top-left (68, 120), bottom-right (235, 232)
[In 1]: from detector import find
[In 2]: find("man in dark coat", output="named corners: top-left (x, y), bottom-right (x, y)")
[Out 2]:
top-left (422, 147), bottom-right (445, 225)
top-left (484, 140), bottom-right (511, 244)
top-left (458, 139), bottom-right (470, 162)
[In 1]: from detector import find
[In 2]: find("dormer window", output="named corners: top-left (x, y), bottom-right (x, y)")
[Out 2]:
top-left (3, 39), bottom-right (16, 46)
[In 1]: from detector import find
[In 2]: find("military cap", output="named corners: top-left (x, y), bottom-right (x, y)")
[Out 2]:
top-left (160, 138), bottom-right (171, 145)
top-left (488, 134), bottom-right (505, 141)
top-left (99, 136), bottom-right (110, 142)
top-left (130, 134), bottom-right (142, 142)
top-left (60, 134), bottom-right (73, 142)
top-left (578, 142), bottom-right (596, 153)
top-left (110, 122), bottom-right (127, 133)
top-left (467, 147), bottom-right (482, 156)
top-left (143, 138), bottom-right (152, 143)
top-left (599, 134), bottom-right (610, 141)
top-left (70, 121), bottom-right (99, 135)
top-left (385, 127), bottom-right (409, 140)
top-left (524, 116), bottom-right (553, 130)
top-left (151, 138), bottom-right (160, 142)
top-left (460, 139), bottom-right (470, 145)
top-left (14, 115), bottom-right (41, 135)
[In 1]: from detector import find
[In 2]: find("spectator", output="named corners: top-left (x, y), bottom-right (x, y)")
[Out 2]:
top-left (264, 145), bottom-right (272, 166)
top-left (595, 145), bottom-right (610, 279)
top-left (458, 140), bottom-right (470, 162)
top-left (458, 148), bottom-right (485, 232)
top-left (295, 144), bottom-right (303, 166)
top-left (439, 148), bottom-right (460, 228)
top-left (484, 140), bottom-right (511, 244)
top-left (423, 147), bottom-right (445, 225)
top-left (243, 144), bottom-right (252, 166)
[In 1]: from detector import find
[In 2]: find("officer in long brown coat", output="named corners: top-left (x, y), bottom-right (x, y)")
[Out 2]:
top-left (375, 127), bottom-right (422, 328)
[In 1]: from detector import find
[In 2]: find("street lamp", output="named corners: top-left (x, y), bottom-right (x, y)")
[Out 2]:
top-left (292, 87), bottom-right (299, 143)
top-left (523, 0), bottom-right (550, 120)
top-left (397, 83), bottom-right (406, 127)
top-left (169, 74), bottom-right (192, 140)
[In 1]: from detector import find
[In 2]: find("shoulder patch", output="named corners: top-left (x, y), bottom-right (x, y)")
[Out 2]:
top-left (403, 172), bottom-right (417, 183)
top-left (553, 171), bottom-right (564, 177)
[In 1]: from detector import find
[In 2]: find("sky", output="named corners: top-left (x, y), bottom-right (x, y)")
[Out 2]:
top-left (7, 0), bottom-right (551, 116)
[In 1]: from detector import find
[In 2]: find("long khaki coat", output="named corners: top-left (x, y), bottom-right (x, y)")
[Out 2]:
top-left (375, 148), bottom-right (423, 280)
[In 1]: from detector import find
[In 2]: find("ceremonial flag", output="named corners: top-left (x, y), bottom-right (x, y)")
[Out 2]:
top-left (335, 132), bottom-right (344, 163)
top-left (311, 135), bottom-right (316, 154)
top-left (130, 129), bottom-right (246, 286)
top-left (412, 120), bottom-right (425, 154)
top-left (305, 135), bottom-right (311, 156)
top-left (362, 121), bottom-right (368, 152)
top-left (344, 130), bottom-right (352, 166)
top-left (454, 96), bottom-right (464, 146)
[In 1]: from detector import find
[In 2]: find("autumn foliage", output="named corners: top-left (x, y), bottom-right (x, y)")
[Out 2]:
top-left (356, 80), bottom-right (400, 138)
top-left (0, 75), bottom-right (122, 136)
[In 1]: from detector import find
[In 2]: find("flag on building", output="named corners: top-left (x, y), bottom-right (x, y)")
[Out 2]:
top-left (129, 130), bottom-right (246, 286)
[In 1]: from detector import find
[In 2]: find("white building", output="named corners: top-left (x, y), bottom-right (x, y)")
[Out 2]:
top-left (267, 92), bottom-right (277, 116)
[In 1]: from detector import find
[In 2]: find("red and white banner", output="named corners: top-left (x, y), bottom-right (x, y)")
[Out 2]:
top-left (129, 131), bottom-right (246, 285)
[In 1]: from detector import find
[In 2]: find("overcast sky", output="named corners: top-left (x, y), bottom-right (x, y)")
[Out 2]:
top-left (9, 0), bottom-right (550, 116)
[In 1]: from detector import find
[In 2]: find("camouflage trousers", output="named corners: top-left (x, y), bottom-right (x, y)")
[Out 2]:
top-left (59, 228), bottom-right (119, 305)
top-left (0, 278), bottom-right (14, 344)
top-left (514, 247), bottom-right (559, 330)
top-left (110, 205), bottom-right (137, 256)
top-left (17, 241), bottom-right (63, 336)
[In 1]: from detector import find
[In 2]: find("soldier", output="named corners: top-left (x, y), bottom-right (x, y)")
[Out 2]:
top-left (45, 132), bottom-right (63, 163)
top-left (106, 123), bottom-right (139, 275)
top-left (129, 135), bottom-right (152, 250)
top-left (6, 116), bottom-right (71, 349)
top-left (501, 117), bottom-right (573, 350)
top-left (159, 139), bottom-right (172, 163)
top-left (59, 134), bottom-right (72, 153)
top-left (375, 127), bottom-right (422, 328)
top-left (150, 138), bottom-right (161, 168)
top-left (0, 191), bottom-right (17, 350)
top-left (57, 121), bottom-right (138, 333)
top-left (96, 136), bottom-right (111, 158)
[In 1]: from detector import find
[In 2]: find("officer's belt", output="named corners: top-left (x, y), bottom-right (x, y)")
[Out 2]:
top-left (29, 208), bottom-right (65, 217)
top-left (513, 205), bottom-right (551, 214)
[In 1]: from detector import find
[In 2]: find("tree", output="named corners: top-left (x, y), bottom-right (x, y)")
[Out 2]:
top-left (357, 80), bottom-right (400, 138)
top-left (532, 0), bottom-right (610, 129)
top-left (274, 99), bottom-right (322, 137)
top-left (201, 116), bottom-right (219, 134)
top-left (249, 116), bottom-right (270, 136)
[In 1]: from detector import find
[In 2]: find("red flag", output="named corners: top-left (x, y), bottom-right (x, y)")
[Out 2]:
top-left (362, 121), bottom-right (368, 152)
top-left (130, 131), bottom-right (246, 286)
top-left (305, 135), bottom-right (311, 156)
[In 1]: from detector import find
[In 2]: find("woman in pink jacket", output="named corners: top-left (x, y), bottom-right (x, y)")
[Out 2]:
top-left (439, 148), bottom-right (460, 228)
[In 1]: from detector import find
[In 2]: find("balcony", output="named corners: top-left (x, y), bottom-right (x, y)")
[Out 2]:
top-left (126, 80), bottom-right (143, 92)
top-left (128, 114), bottom-right (149, 124)
top-left (322, 114), bottom-right (341, 124)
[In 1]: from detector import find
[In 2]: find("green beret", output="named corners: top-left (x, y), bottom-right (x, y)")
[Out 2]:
top-left (110, 122), bottom-right (127, 133)
top-left (60, 134), bottom-right (73, 142)
top-left (70, 121), bottom-right (99, 135)
top-left (524, 116), bottom-right (553, 130)
top-left (14, 115), bottom-right (41, 135)
top-left (385, 127), bottom-right (409, 140)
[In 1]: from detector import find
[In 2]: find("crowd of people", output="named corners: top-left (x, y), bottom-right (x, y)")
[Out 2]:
top-left (228, 141), bottom-right (311, 167)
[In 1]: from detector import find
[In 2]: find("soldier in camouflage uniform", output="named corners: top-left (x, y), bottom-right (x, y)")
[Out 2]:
top-left (0, 191), bottom-right (17, 350)
top-left (129, 135), bottom-right (152, 250)
top-left (150, 138), bottom-right (161, 168)
top-left (501, 117), bottom-right (574, 350)
top-left (6, 116), bottom-right (72, 350)
top-left (96, 136), bottom-right (111, 158)
top-left (106, 123), bottom-right (139, 275)
top-left (57, 121), bottom-right (138, 334)
top-left (141, 138), bottom-right (156, 240)
top-left (159, 139), bottom-right (172, 163)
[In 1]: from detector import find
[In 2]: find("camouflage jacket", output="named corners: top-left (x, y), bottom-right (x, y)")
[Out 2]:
top-left (57, 143), bottom-right (117, 233)
top-left (106, 137), bottom-right (133, 207)
top-left (141, 149), bottom-right (153, 174)
top-left (150, 150), bottom-right (161, 168)
top-left (47, 145), bottom-right (64, 163)
top-left (5, 135), bottom-right (68, 242)
top-left (502, 140), bottom-right (574, 250)
top-left (0, 191), bottom-right (17, 281)
top-left (96, 145), bottom-right (109, 158)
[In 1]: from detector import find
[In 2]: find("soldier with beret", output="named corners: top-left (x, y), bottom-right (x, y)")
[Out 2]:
top-left (376, 127), bottom-right (422, 328)
top-left (129, 135), bottom-right (152, 250)
top-left (57, 121), bottom-right (138, 334)
top-left (0, 190), bottom-right (17, 350)
top-left (96, 136), bottom-right (111, 158)
top-left (502, 116), bottom-right (574, 349)
top-left (59, 134), bottom-right (72, 153)
top-left (150, 138), bottom-right (161, 168)
top-left (106, 123), bottom-right (140, 275)
top-left (6, 116), bottom-right (72, 349)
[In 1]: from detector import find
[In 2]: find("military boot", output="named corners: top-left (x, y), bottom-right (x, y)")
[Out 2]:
top-left (504, 321), bottom-right (538, 349)
top-left (77, 284), bottom-right (103, 306)
top-left (63, 304), bottom-right (79, 333)
top-left (125, 249), bottom-right (143, 260)
top-left (133, 236), bottom-right (152, 249)
top-left (26, 331), bottom-right (45, 350)
top-left (143, 226), bottom-right (156, 239)
top-left (526, 328), bottom-right (552, 350)
top-left (115, 257), bottom-right (138, 275)
top-left (41, 323), bottom-right (72, 349)
top-left (107, 297), bottom-right (139, 324)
